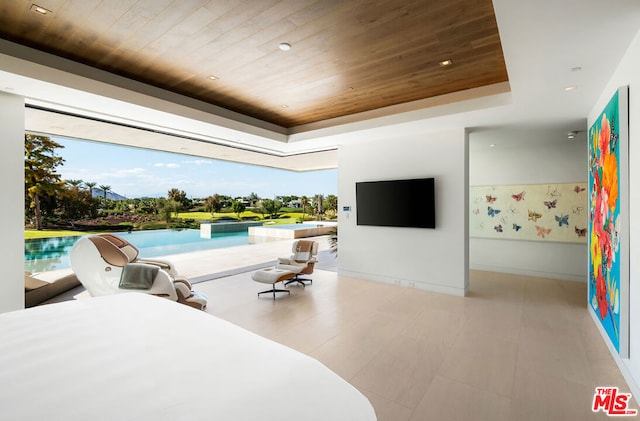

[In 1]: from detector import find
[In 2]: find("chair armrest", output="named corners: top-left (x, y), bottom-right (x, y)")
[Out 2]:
top-left (136, 258), bottom-right (178, 277)
top-left (278, 257), bottom-right (293, 264)
top-left (145, 270), bottom-right (178, 301)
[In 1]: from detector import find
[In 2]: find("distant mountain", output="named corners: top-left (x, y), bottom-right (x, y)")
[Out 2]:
top-left (90, 189), bottom-right (127, 200)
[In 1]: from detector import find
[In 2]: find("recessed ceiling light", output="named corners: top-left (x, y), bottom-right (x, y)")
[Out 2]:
top-left (279, 42), bottom-right (292, 51)
top-left (30, 4), bottom-right (50, 15)
top-left (280, 104), bottom-right (288, 108)
top-left (564, 85), bottom-right (577, 91)
top-left (489, 144), bottom-right (496, 148)
top-left (439, 59), bottom-right (453, 67)
top-left (207, 75), bottom-right (218, 80)
top-left (567, 131), bottom-right (578, 139)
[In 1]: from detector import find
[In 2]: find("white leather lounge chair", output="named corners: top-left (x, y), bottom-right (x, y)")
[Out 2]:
top-left (70, 234), bottom-right (207, 310)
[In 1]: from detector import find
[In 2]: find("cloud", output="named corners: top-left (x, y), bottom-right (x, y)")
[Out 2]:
top-left (116, 168), bottom-right (146, 175)
top-left (153, 163), bottom-right (181, 168)
top-left (181, 159), bottom-right (212, 166)
top-left (96, 168), bottom-right (147, 179)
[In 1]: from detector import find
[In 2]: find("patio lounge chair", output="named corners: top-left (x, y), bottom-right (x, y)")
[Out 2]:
top-left (24, 269), bottom-right (81, 308)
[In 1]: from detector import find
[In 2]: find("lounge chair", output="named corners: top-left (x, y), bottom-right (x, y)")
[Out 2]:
top-left (24, 269), bottom-right (81, 308)
top-left (275, 240), bottom-right (319, 287)
top-left (69, 234), bottom-right (207, 310)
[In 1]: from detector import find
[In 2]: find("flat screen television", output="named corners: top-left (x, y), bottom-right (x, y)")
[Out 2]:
top-left (356, 178), bottom-right (435, 229)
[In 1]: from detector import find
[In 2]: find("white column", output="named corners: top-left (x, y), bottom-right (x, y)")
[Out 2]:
top-left (0, 92), bottom-right (25, 312)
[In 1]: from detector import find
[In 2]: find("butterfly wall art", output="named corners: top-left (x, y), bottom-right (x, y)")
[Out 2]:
top-left (469, 182), bottom-right (587, 243)
top-left (555, 214), bottom-right (569, 227)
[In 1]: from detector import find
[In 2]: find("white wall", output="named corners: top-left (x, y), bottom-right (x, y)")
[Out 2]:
top-left (338, 128), bottom-right (468, 296)
top-left (0, 92), bottom-right (25, 313)
top-left (588, 29), bottom-right (640, 400)
top-left (469, 128), bottom-right (588, 281)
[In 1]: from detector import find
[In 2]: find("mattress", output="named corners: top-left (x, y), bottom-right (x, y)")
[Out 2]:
top-left (0, 293), bottom-right (376, 420)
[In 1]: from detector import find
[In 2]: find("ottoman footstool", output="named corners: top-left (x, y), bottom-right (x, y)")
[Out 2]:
top-left (252, 268), bottom-right (295, 300)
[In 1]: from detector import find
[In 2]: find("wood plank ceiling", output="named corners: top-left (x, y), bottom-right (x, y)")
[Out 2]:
top-left (0, 0), bottom-right (508, 128)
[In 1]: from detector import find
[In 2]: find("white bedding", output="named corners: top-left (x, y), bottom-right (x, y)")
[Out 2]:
top-left (0, 294), bottom-right (376, 420)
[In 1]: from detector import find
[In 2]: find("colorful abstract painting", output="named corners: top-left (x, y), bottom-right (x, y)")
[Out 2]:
top-left (588, 87), bottom-right (629, 356)
top-left (469, 183), bottom-right (587, 243)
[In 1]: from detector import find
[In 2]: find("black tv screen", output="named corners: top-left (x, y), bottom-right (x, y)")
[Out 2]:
top-left (356, 178), bottom-right (435, 228)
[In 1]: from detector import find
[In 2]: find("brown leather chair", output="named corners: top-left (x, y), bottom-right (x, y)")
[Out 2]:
top-left (275, 240), bottom-right (319, 287)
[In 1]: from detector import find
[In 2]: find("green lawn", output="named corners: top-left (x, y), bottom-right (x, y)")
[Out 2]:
top-left (25, 211), bottom-right (311, 239)
top-left (175, 211), bottom-right (306, 225)
top-left (25, 229), bottom-right (100, 239)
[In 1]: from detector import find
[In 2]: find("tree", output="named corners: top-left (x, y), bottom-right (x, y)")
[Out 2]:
top-left (156, 197), bottom-right (168, 216)
top-left (315, 194), bottom-right (324, 214)
top-left (66, 179), bottom-right (83, 189)
top-left (261, 199), bottom-right (282, 219)
top-left (232, 200), bottom-right (246, 220)
top-left (204, 194), bottom-right (222, 217)
top-left (24, 134), bottom-right (65, 230)
top-left (254, 201), bottom-right (266, 219)
top-left (98, 184), bottom-right (112, 199)
top-left (137, 198), bottom-right (157, 215)
top-left (85, 181), bottom-right (97, 196)
top-left (168, 188), bottom-right (191, 211)
top-left (167, 199), bottom-right (181, 219)
top-left (160, 202), bottom-right (173, 222)
top-left (323, 194), bottom-right (338, 212)
top-left (58, 187), bottom-right (99, 221)
top-left (300, 196), bottom-right (310, 221)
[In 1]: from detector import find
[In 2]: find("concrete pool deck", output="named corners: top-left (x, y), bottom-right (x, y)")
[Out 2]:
top-left (39, 234), bottom-right (334, 305)
top-left (248, 222), bottom-right (337, 239)
top-left (167, 234), bottom-right (332, 280)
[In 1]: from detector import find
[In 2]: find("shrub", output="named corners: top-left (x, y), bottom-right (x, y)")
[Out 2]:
top-left (136, 222), bottom-right (168, 230)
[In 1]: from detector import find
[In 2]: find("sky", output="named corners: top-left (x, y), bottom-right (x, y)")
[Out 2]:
top-left (52, 137), bottom-right (337, 199)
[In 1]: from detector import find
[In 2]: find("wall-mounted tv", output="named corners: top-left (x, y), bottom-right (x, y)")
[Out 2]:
top-left (356, 178), bottom-right (435, 229)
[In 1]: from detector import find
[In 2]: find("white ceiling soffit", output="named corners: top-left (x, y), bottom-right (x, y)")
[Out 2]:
top-left (25, 107), bottom-right (337, 172)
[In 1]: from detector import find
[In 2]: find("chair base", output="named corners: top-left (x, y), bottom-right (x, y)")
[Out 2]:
top-left (257, 287), bottom-right (291, 300)
top-left (285, 276), bottom-right (312, 287)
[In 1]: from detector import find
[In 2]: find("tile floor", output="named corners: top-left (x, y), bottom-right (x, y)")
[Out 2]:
top-left (193, 269), bottom-right (633, 421)
top-left (48, 236), bottom-right (635, 420)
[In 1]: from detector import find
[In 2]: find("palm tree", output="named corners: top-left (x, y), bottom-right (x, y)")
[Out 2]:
top-left (98, 184), bottom-right (112, 199)
top-left (301, 196), bottom-right (309, 221)
top-left (66, 179), bottom-right (83, 189)
top-left (85, 181), bottom-right (97, 196)
top-left (328, 227), bottom-right (338, 256)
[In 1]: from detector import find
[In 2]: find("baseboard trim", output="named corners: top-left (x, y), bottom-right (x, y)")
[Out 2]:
top-left (338, 269), bottom-right (467, 296)
top-left (470, 264), bottom-right (586, 282)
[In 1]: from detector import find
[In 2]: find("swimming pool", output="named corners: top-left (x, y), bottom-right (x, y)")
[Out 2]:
top-left (25, 229), bottom-right (252, 273)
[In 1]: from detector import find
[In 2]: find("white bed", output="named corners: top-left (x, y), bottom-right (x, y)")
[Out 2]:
top-left (0, 293), bottom-right (376, 420)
